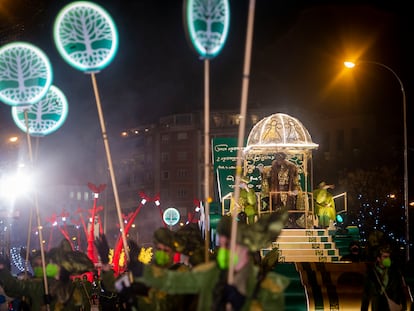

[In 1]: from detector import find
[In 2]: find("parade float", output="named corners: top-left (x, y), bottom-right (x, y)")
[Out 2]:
top-left (216, 112), bottom-right (319, 229)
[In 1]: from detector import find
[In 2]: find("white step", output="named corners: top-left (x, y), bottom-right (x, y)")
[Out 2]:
top-left (273, 241), bottom-right (336, 250)
top-left (277, 235), bottom-right (332, 243)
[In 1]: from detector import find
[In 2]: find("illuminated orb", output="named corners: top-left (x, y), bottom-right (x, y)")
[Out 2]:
top-left (11, 85), bottom-right (68, 137)
top-left (163, 208), bottom-right (180, 226)
top-left (53, 1), bottom-right (119, 73)
top-left (244, 113), bottom-right (318, 154)
top-left (183, 0), bottom-right (230, 59)
top-left (0, 42), bottom-right (53, 107)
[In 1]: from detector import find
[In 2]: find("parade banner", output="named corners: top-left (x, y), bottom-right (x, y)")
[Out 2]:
top-left (212, 137), bottom-right (244, 200)
top-left (212, 137), bottom-right (309, 201)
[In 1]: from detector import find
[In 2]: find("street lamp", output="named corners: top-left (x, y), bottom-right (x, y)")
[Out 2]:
top-left (344, 60), bottom-right (409, 261)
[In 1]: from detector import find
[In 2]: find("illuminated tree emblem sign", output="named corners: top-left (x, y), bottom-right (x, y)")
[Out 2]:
top-left (163, 208), bottom-right (180, 226)
top-left (184, 0), bottom-right (230, 59)
top-left (11, 85), bottom-right (69, 137)
top-left (53, 1), bottom-right (119, 73)
top-left (0, 42), bottom-right (53, 107)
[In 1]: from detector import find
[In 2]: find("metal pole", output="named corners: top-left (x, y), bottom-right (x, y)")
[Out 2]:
top-left (361, 61), bottom-right (409, 261)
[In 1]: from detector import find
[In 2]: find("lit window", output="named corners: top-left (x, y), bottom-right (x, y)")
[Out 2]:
top-left (213, 115), bottom-right (224, 127)
top-left (84, 192), bottom-right (89, 201)
top-left (77, 192), bottom-right (81, 200)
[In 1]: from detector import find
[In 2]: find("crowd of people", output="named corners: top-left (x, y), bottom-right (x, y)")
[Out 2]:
top-left (0, 210), bottom-right (290, 311)
top-left (0, 222), bottom-right (412, 310)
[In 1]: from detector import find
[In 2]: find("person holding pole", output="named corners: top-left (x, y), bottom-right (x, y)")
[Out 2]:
top-left (132, 211), bottom-right (289, 310)
top-left (0, 239), bottom-right (95, 311)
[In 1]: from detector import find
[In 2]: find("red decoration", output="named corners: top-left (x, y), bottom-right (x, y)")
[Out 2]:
top-left (86, 182), bottom-right (107, 263)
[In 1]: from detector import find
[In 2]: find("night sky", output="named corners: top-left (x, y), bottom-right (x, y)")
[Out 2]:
top-left (0, 0), bottom-right (412, 184)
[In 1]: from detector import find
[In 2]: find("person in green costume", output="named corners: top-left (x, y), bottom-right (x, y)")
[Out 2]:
top-left (0, 238), bottom-right (97, 311)
top-left (313, 181), bottom-right (336, 229)
top-left (230, 176), bottom-right (258, 224)
top-left (135, 211), bottom-right (290, 311)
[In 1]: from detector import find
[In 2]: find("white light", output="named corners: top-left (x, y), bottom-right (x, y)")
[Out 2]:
top-left (94, 193), bottom-right (99, 199)
top-left (344, 61), bottom-right (356, 68)
top-left (195, 207), bottom-right (200, 212)
top-left (141, 198), bottom-right (147, 205)
top-left (0, 169), bottom-right (34, 199)
top-left (154, 200), bottom-right (160, 206)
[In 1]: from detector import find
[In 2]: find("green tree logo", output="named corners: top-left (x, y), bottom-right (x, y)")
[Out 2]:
top-left (0, 42), bottom-right (53, 106)
top-left (54, 1), bottom-right (118, 73)
top-left (184, 0), bottom-right (230, 58)
top-left (12, 85), bottom-right (68, 137)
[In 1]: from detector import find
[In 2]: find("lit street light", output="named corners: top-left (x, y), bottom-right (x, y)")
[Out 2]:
top-left (344, 60), bottom-right (409, 261)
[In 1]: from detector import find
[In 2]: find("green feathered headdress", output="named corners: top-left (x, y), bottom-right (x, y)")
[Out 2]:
top-left (48, 239), bottom-right (94, 274)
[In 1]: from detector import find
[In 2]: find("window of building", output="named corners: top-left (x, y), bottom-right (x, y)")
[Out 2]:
top-left (213, 115), bottom-right (224, 127)
top-left (177, 168), bottom-right (188, 178)
top-left (177, 151), bottom-right (187, 161)
top-left (161, 134), bottom-right (169, 142)
top-left (161, 152), bottom-right (169, 162)
top-left (177, 188), bottom-right (188, 199)
top-left (162, 171), bottom-right (169, 180)
top-left (228, 114), bottom-right (240, 126)
top-left (175, 114), bottom-right (192, 125)
top-left (146, 171), bottom-right (153, 182)
top-left (177, 132), bottom-right (188, 140)
top-left (77, 191), bottom-right (82, 200)
top-left (84, 192), bottom-right (89, 201)
top-left (250, 114), bottom-right (259, 124)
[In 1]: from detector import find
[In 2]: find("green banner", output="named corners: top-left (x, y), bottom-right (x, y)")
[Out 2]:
top-left (212, 137), bottom-right (244, 200)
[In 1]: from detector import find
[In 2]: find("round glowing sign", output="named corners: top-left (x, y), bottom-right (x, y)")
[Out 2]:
top-left (0, 42), bottom-right (53, 107)
top-left (54, 1), bottom-right (119, 73)
top-left (11, 85), bottom-right (69, 137)
top-left (183, 0), bottom-right (230, 59)
top-left (163, 208), bottom-right (180, 226)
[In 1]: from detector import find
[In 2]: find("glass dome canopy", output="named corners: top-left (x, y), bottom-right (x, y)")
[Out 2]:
top-left (244, 113), bottom-right (318, 154)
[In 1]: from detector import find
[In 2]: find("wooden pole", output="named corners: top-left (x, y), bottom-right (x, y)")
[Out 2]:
top-left (24, 110), bottom-right (50, 311)
top-left (204, 58), bottom-right (211, 262)
top-left (228, 0), bottom-right (256, 285)
top-left (90, 73), bottom-right (129, 263)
